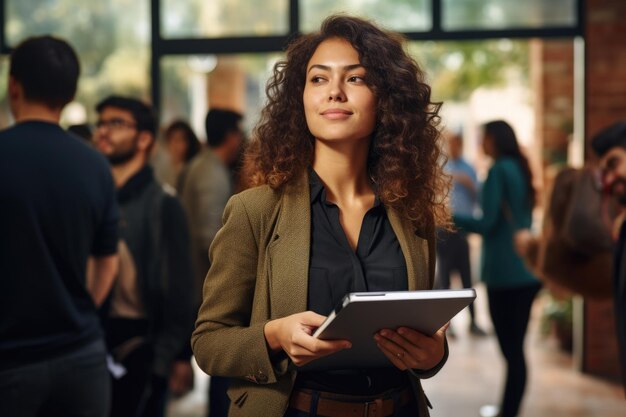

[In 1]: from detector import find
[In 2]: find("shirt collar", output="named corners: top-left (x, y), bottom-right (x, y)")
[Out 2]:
top-left (309, 168), bottom-right (325, 205)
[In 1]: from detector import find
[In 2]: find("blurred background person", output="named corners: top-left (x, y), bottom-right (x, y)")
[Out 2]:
top-left (94, 95), bottom-right (194, 417)
top-left (178, 108), bottom-right (244, 417)
top-left (437, 129), bottom-right (487, 337)
top-left (68, 122), bottom-right (94, 144)
top-left (590, 120), bottom-right (626, 396)
top-left (0, 35), bottom-right (118, 417)
top-left (179, 108), bottom-right (244, 305)
top-left (163, 119), bottom-right (200, 191)
top-left (454, 120), bottom-right (541, 417)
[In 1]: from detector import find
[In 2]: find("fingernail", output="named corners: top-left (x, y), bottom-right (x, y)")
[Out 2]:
top-left (380, 330), bottom-right (389, 337)
top-left (398, 328), bottom-right (406, 335)
top-left (374, 334), bottom-right (380, 341)
top-left (344, 342), bottom-right (352, 349)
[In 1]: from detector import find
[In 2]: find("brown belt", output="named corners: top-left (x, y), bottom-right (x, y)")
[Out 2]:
top-left (289, 388), bottom-right (413, 417)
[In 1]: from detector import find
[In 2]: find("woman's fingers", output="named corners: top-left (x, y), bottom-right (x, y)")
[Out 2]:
top-left (374, 324), bottom-right (447, 370)
top-left (265, 311), bottom-right (351, 366)
top-left (377, 342), bottom-right (409, 370)
top-left (288, 337), bottom-right (351, 366)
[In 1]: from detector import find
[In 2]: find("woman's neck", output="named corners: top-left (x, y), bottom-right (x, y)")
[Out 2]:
top-left (312, 141), bottom-right (373, 204)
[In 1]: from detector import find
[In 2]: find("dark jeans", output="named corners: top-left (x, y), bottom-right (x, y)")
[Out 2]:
top-left (207, 376), bottom-right (231, 417)
top-left (105, 317), bottom-right (154, 417)
top-left (109, 342), bottom-right (153, 417)
top-left (0, 339), bottom-right (110, 417)
top-left (487, 283), bottom-right (541, 417)
top-left (436, 229), bottom-right (477, 322)
top-left (142, 374), bottom-right (168, 417)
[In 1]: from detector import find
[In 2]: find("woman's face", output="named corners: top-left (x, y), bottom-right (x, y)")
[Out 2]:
top-left (303, 37), bottom-right (377, 146)
top-left (166, 128), bottom-right (189, 164)
top-left (482, 133), bottom-right (495, 158)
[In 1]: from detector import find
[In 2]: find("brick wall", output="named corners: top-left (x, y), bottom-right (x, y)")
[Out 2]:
top-left (584, 299), bottom-right (622, 381)
top-left (583, 0), bottom-right (626, 383)
top-left (531, 39), bottom-right (574, 167)
top-left (585, 0), bottom-right (626, 147)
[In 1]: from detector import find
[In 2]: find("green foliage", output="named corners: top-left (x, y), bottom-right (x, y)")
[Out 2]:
top-left (161, 0), bottom-right (287, 37)
top-left (540, 293), bottom-right (573, 335)
top-left (3, 0), bottom-right (150, 123)
top-left (410, 39), bottom-right (529, 102)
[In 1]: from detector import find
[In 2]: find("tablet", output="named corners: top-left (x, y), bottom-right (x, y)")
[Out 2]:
top-left (299, 289), bottom-right (476, 371)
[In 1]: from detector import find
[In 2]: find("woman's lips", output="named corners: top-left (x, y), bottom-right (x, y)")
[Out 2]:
top-left (321, 109), bottom-right (353, 120)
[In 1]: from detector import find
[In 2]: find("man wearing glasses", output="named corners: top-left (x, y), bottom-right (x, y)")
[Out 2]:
top-left (94, 96), bottom-right (194, 417)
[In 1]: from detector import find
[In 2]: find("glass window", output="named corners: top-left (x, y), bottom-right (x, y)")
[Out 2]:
top-left (161, 0), bottom-right (289, 38)
top-left (5, 0), bottom-right (150, 124)
top-left (408, 39), bottom-right (533, 170)
top-left (160, 53), bottom-right (283, 140)
top-left (409, 39), bottom-right (529, 102)
top-left (442, 0), bottom-right (577, 30)
top-left (299, 0), bottom-right (431, 33)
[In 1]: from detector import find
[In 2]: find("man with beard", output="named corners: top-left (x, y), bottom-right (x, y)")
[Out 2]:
top-left (94, 95), bottom-right (194, 417)
top-left (591, 120), bottom-right (626, 395)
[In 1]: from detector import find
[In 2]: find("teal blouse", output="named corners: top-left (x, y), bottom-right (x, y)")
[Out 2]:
top-left (454, 157), bottom-right (539, 289)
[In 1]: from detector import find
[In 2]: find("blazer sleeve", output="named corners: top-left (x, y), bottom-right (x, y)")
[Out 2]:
top-left (191, 194), bottom-right (279, 384)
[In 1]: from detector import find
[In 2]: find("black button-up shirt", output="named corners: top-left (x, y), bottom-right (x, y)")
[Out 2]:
top-left (295, 170), bottom-right (409, 395)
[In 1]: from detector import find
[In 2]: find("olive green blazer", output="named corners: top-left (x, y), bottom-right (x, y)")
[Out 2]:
top-left (191, 173), bottom-right (444, 417)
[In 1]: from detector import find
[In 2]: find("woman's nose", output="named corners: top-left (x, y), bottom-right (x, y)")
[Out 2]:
top-left (327, 81), bottom-right (346, 102)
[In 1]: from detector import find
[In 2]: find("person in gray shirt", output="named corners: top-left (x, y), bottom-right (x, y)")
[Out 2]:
top-left (179, 108), bottom-right (244, 417)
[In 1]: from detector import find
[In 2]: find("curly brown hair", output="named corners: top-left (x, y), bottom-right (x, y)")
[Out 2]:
top-left (244, 14), bottom-right (449, 230)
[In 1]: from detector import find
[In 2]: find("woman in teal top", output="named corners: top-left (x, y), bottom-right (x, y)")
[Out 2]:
top-left (455, 120), bottom-right (541, 417)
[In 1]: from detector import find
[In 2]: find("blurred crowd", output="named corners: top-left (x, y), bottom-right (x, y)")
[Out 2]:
top-left (1, 22), bottom-right (625, 417)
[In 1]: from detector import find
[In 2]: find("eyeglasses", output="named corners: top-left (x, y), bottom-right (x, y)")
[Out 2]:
top-left (95, 118), bottom-right (137, 131)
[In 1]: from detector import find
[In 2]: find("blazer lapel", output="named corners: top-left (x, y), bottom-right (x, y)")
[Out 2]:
top-left (267, 174), bottom-right (311, 318)
top-left (387, 209), bottom-right (431, 291)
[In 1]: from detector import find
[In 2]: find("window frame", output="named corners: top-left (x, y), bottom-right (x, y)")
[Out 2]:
top-left (0, 0), bottom-right (585, 114)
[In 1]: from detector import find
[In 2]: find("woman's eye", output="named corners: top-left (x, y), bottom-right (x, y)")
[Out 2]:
top-left (348, 75), bottom-right (364, 83)
top-left (310, 76), bottom-right (325, 83)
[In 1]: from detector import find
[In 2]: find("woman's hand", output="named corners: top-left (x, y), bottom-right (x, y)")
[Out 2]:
top-left (374, 323), bottom-right (448, 371)
top-left (264, 311), bottom-right (352, 367)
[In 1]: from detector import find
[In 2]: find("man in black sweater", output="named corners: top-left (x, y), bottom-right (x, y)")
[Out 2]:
top-left (0, 36), bottom-right (119, 416)
top-left (94, 95), bottom-right (194, 417)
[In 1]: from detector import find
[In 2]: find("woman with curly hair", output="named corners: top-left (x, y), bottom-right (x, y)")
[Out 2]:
top-left (192, 15), bottom-right (449, 417)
